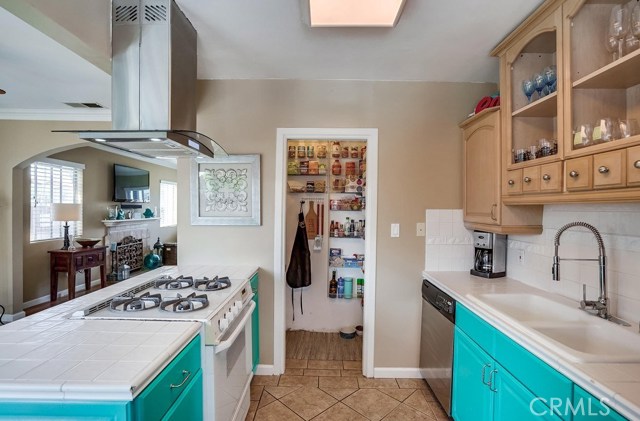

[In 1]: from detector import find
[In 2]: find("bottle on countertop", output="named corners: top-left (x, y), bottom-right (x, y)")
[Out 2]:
top-left (329, 270), bottom-right (337, 298)
top-left (337, 277), bottom-right (345, 299)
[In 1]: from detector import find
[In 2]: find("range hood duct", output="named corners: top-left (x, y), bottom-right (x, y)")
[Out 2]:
top-left (59, 0), bottom-right (226, 159)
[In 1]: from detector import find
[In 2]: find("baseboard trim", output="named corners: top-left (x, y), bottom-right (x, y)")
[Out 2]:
top-left (23, 279), bottom-right (104, 309)
top-left (254, 364), bottom-right (276, 376)
top-left (373, 367), bottom-right (422, 378)
top-left (1, 311), bottom-right (25, 324)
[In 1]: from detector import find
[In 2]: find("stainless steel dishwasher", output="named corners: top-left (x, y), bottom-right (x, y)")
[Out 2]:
top-left (419, 278), bottom-right (455, 417)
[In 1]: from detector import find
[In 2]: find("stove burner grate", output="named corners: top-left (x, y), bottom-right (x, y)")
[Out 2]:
top-left (194, 276), bottom-right (231, 291)
top-left (154, 275), bottom-right (194, 290)
top-left (110, 292), bottom-right (162, 312)
top-left (160, 292), bottom-right (209, 313)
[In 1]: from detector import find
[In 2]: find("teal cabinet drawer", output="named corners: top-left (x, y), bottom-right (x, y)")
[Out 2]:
top-left (572, 386), bottom-right (627, 421)
top-left (495, 331), bottom-right (572, 416)
top-left (456, 303), bottom-right (496, 355)
top-left (134, 335), bottom-right (201, 420)
top-left (494, 362), bottom-right (561, 421)
top-left (161, 370), bottom-right (203, 421)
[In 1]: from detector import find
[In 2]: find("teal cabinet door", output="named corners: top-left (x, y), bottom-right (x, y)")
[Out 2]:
top-left (162, 370), bottom-right (203, 421)
top-left (494, 363), bottom-right (559, 421)
top-left (573, 386), bottom-right (627, 421)
top-left (452, 327), bottom-right (494, 421)
top-left (250, 273), bottom-right (259, 372)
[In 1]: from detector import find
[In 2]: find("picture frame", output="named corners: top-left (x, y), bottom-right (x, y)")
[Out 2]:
top-left (190, 154), bottom-right (261, 226)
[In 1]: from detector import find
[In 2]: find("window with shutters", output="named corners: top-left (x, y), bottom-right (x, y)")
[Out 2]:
top-left (30, 159), bottom-right (84, 242)
top-left (160, 180), bottom-right (177, 227)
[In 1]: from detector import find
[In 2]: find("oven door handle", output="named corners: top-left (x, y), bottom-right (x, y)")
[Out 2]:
top-left (215, 300), bottom-right (256, 354)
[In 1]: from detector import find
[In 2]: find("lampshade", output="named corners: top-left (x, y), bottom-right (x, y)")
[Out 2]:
top-left (51, 203), bottom-right (82, 222)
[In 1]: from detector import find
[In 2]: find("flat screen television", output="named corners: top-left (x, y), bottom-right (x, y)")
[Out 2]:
top-left (113, 164), bottom-right (150, 203)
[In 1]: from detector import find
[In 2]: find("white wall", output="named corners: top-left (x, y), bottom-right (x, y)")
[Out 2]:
top-left (425, 209), bottom-right (474, 272)
top-left (508, 204), bottom-right (640, 324)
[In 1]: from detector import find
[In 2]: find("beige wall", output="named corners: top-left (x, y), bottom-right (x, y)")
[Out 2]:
top-left (22, 146), bottom-right (177, 304)
top-left (0, 120), bottom-right (105, 314)
top-left (178, 79), bottom-right (496, 368)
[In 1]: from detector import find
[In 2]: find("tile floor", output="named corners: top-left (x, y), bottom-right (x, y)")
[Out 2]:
top-left (246, 359), bottom-right (449, 421)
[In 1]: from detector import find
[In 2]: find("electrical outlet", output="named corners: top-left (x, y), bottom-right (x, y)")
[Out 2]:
top-left (416, 223), bottom-right (425, 237)
top-left (516, 249), bottom-right (525, 265)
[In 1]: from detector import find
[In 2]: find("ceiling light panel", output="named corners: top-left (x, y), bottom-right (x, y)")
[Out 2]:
top-left (308, 0), bottom-right (406, 27)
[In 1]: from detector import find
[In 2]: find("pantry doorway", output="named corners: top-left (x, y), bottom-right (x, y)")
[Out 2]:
top-left (273, 128), bottom-right (378, 378)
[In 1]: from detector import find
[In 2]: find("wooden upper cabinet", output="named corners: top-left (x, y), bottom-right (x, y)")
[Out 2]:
top-left (501, 5), bottom-right (564, 173)
top-left (462, 109), bottom-right (542, 234)
top-left (564, 0), bottom-right (640, 159)
top-left (462, 108), bottom-right (501, 226)
top-left (491, 0), bottom-right (640, 204)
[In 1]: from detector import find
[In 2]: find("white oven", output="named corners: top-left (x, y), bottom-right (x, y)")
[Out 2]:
top-left (204, 300), bottom-right (255, 421)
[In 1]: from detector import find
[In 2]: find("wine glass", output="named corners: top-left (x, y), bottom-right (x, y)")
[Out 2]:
top-left (533, 73), bottom-right (546, 99)
top-left (522, 78), bottom-right (535, 103)
top-left (544, 65), bottom-right (557, 93)
top-left (630, 2), bottom-right (640, 50)
top-left (609, 4), bottom-right (631, 59)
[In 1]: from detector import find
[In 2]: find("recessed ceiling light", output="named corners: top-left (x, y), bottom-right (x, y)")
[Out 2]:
top-left (95, 138), bottom-right (107, 142)
top-left (308, 0), bottom-right (406, 27)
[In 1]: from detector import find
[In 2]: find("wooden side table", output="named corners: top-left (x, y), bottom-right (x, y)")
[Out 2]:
top-left (48, 246), bottom-right (107, 301)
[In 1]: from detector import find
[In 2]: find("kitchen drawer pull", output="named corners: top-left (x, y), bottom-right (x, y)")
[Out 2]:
top-left (169, 370), bottom-right (191, 389)
top-left (569, 170), bottom-right (579, 178)
top-left (490, 204), bottom-right (497, 221)
top-left (635, 160), bottom-right (640, 169)
top-left (598, 166), bottom-right (609, 174)
top-left (523, 176), bottom-right (532, 183)
top-left (481, 363), bottom-right (491, 385)
top-left (508, 179), bottom-right (515, 186)
top-left (488, 369), bottom-right (498, 392)
top-left (542, 174), bottom-right (551, 181)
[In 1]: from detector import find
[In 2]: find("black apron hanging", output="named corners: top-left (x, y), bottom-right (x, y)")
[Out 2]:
top-left (286, 210), bottom-right (312, 321)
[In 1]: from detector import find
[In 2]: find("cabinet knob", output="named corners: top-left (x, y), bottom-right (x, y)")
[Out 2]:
top-left (523, 176), bottom-right (532, 183)
top-left (634, 160), bottom-right (640, 169)
top-left (569, 170), bottom-right (579, 178)
top-left (508, 179), bottom-right (515, 186)
top-left (542, 174), bottom-right (551, 181)
top-left (598, 166), bottom-right (610, 174)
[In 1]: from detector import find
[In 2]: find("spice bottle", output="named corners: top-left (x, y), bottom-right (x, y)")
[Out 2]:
top-left (331, 141), bottom-right (341, 158)
top-left (331, 159), bottom-right (342, 176)
top-left (337, 277), bottom-right (345, 299)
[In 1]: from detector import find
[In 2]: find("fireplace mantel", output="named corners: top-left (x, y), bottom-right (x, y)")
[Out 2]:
top-left (101, 218), bottom-right (159, 228)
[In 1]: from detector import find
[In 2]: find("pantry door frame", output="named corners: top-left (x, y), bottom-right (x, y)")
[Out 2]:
top-left (274, 128), bottom-right (378, 377)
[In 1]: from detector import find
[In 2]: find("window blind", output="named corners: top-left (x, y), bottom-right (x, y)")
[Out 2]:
top-left (30, 160), bottom-right (84, 242)
top-left (160, 180), bottom-right (177, 227)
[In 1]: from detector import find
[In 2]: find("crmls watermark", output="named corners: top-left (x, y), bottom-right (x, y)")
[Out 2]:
top-left (530, 397), bottom-right (611, 417)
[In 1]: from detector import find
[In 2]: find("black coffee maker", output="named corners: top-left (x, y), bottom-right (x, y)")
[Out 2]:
top-left (470, 231), bottom-right (507, 278)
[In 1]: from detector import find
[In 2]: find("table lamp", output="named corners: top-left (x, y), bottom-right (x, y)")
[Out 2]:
top-left (51, 203), bottom-right (82, 250)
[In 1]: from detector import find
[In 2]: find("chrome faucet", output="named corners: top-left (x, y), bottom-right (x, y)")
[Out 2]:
top-left (552, 222), bottom-right (608, 319)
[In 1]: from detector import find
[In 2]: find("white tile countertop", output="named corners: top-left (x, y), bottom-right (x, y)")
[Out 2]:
top-left (422, 271), bottom-right (640, 420)
top-left (0, 264), bottom-right (258, 401)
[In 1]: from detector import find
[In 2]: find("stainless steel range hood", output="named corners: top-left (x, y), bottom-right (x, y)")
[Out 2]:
top-left (59, 0), bottom-right (226, 159)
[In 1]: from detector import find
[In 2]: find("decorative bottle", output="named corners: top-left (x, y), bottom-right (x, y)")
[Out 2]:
top-left (329, 271), bottom-right (337, 298)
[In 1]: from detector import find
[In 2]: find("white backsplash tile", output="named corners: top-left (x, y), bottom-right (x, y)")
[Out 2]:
top-left (425, 209), bottom-right (474, 272)
top-left (508, 204), bottom-right (640, 324)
